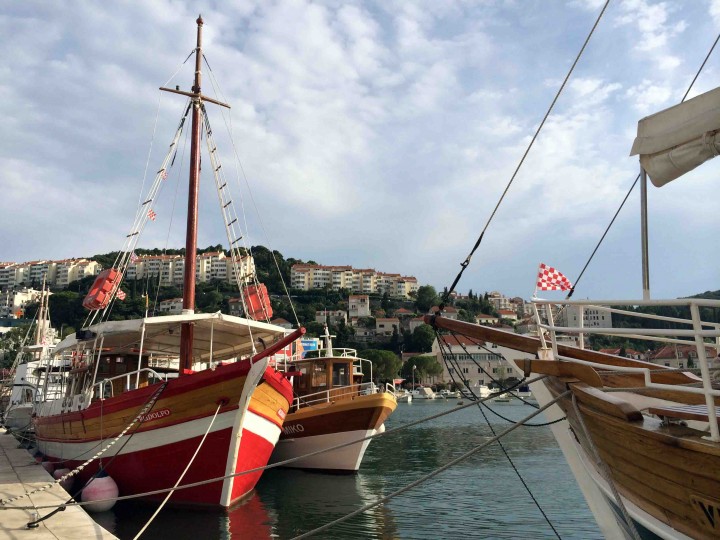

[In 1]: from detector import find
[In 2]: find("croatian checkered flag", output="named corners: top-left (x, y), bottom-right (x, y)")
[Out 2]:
top-left (536, 263), bottom-right (572, 292)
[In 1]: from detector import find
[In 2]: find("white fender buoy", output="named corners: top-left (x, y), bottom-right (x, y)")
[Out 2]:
top-left (81, 472), bottom-right (119, 513)
top-left (41, 461), bottom-right (54, 474)
top-left (53, 468), bottom-right (74, 492)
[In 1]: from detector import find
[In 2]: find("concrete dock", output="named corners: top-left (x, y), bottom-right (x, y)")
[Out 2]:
top-left (0, 428), bottom-right (117, 539)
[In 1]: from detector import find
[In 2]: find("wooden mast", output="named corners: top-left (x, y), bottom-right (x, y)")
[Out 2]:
top-left (160, 16), bottom-right (230, 375)
top-left (178, 15), bottom-right (204, 374)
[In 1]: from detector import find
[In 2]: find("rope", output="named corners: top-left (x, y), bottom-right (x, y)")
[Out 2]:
top-left (442, 0), bottom-right (610, 303)
top-left (434, 333), bottom-right (562, 537)
top-left (566, 30), bottom-right (720, 298)
top-left (202, 56), bottom-right (301, 327)
top-left (570, 394), bottom-right (641, 540)
top-left (3, 382), bottom-right (167, 506)
top-left (1, 379), bottom-right (548, 511)
top-left (132, 402), bottom-right (223, 539)
top-left (290, 390), bottom-right (572, 540)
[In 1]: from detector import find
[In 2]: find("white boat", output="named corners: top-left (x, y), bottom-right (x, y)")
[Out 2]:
top-left (411, 387), bottom-right (436, 400)
top-left (427, 84), bottom-right (720, 539)
top-left (3, 284), bottom-right (64, 433)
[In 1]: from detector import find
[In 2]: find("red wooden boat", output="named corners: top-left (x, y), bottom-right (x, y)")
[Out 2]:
top-left (33, 17), bottom-right (302, 507)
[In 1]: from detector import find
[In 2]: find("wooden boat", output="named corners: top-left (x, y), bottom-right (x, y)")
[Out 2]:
top-left (426, 87), bottom-right (720, 539)
top-left (270, 327), bottom-right (397, 472)
top-left (33, 17), bottom-right (302, 507)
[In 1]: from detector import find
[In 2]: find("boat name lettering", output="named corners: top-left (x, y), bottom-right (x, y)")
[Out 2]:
top-left (282, 424), bottom-right (304, 435)
top-left (140, 408), bottom-right (171, 423)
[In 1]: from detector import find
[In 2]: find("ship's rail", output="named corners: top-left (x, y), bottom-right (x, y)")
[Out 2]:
top-left (532, 297), bottom-right (720, 440)
top-left (293, 381), bottom-right (383, 409)
top-left (93, 368), bottom-right (168, 400)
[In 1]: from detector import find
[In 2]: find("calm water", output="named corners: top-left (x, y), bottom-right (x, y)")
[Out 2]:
top-left (92, 400), bottom-right (602, 539)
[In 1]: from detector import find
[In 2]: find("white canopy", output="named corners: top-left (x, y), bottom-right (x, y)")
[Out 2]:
top-left (630, 86), bottom-right (720, 187)
top-left (54, 312), bottom-right (288, 362)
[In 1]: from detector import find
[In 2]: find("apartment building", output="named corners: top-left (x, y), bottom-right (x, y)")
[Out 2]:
top-left (290, 264), bottom-right (418, 299)
top-left (555, 305), bottom-right (612, 329)
top-left (0, 288), bottom-right (43, 318)
top-left (127, 253), bottom-right (255, 287)
top-left (0, 259), bottom-right (101, 289)
top-left (433, 335), bottom-right (524, 388)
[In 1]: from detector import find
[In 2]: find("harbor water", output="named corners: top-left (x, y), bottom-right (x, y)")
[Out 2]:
top-left (93, 399), bottom-right (602, 539)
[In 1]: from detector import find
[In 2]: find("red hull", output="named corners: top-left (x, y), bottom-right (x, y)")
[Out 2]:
top-left (35, 362), bottom-right (292, 507)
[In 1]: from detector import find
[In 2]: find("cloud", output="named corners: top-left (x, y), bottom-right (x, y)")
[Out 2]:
top-left (1, 0), bottom-right (718, 303)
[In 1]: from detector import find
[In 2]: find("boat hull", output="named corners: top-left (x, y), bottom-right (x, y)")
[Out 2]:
top-left (526, 371), bottom-right (719, 540)
top-left (34, 360), bottom-right (292, 507)
top-left (271, 392), bottom-right (396, 471)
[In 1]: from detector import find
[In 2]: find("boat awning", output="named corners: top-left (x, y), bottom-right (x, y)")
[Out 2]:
top-left (54, 312), bottom-right (288, 362)
top-left (630, 86), bottom-right (720, 187)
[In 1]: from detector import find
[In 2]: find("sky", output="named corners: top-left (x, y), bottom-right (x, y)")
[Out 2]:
top-left (2, 0), bottom-right (720, 301)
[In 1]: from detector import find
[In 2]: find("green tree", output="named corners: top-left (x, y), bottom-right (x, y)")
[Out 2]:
top-left (410, 324), bottom-right (435, 353)
top-left (358, 349), bottom-right (402, 382)
top-left (415, 285), bottom-right (439, 313)
top-left (401, 354), bottom-right (443, 384)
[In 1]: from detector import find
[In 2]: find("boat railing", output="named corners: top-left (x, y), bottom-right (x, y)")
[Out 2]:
top-left (532, 297), bottom-right (720, 440)
top-left (293, 381), bottom-right (381, 409)
top-left (92, 368), bottom-right (168, 400)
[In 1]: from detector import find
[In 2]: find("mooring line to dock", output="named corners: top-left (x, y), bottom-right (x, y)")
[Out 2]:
top-left (2, 375), bottom-right (554, 511)
top-left (290, 390), bottom-right (572, 540)
top-left (2, 381), bottom-right (167, 508)
top-left (132, 402), bottom-right (223, 540)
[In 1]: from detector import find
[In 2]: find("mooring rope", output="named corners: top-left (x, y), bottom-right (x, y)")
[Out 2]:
top-left (290, 390), bottom-right (572, 540)
top-left (133, 401), bottom-right (223, 540)
top-left (1, 382), bottom-right (167, 506)
top-left (1, 378), bottom-right (550, 511)
top-left (571, 394), bottom-right (641, 540)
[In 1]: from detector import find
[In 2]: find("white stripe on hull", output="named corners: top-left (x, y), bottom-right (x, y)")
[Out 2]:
top-left (36, 408), bottom-right (280, 461)
top-left (271, 428), bottom-right (378, 471)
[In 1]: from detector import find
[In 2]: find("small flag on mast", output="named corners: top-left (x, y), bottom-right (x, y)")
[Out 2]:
top-left (116, 289), bottom-right (127, 301)
top-left (130, 251), bottom-right (139, 263)
top-left (148, 209), bottom-right (157, 221)
top-left (536, 263), bottom-right (573, 292)
top-left (161, 169), bottom-right (168, 180)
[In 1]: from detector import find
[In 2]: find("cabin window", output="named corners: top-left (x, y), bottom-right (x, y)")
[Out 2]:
top-left (99, 359), bottom-right (110, 374)
top-left (332, 364), bottom-right (349, 387)
top-left (312, 361), bottom-right (327, 387)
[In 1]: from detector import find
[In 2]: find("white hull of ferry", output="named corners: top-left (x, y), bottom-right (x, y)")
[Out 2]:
top-left (271, 426), bottom-right (382, 472)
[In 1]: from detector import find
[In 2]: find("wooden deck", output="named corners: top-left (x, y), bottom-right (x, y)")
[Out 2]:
top-left (0, 428), bottom-right (117, 539)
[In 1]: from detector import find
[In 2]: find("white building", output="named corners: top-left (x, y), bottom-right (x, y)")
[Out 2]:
top-left (348, 295), bottom-right (371, 318)
top-left (290, 264), bottom-right (418, 298)
top-left (433, 335), bottom-right (530, 389)
top-left (315, 310), bottom-right (348, 326)
top-left (556, 305), bottom-right (612, 329)
top-left (158, 298), bottom-right (184, 315)
top-left (0, 288), bottom-right (44, 318)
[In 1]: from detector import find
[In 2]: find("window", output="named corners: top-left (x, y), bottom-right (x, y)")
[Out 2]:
top-left (332, 363), bottom-right (349, 387)
top-left (478, 367), bottom-right (482, 373)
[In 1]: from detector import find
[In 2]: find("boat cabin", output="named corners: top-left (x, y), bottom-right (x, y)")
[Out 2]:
top-left (288, 353), bottom-right (365, 410)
